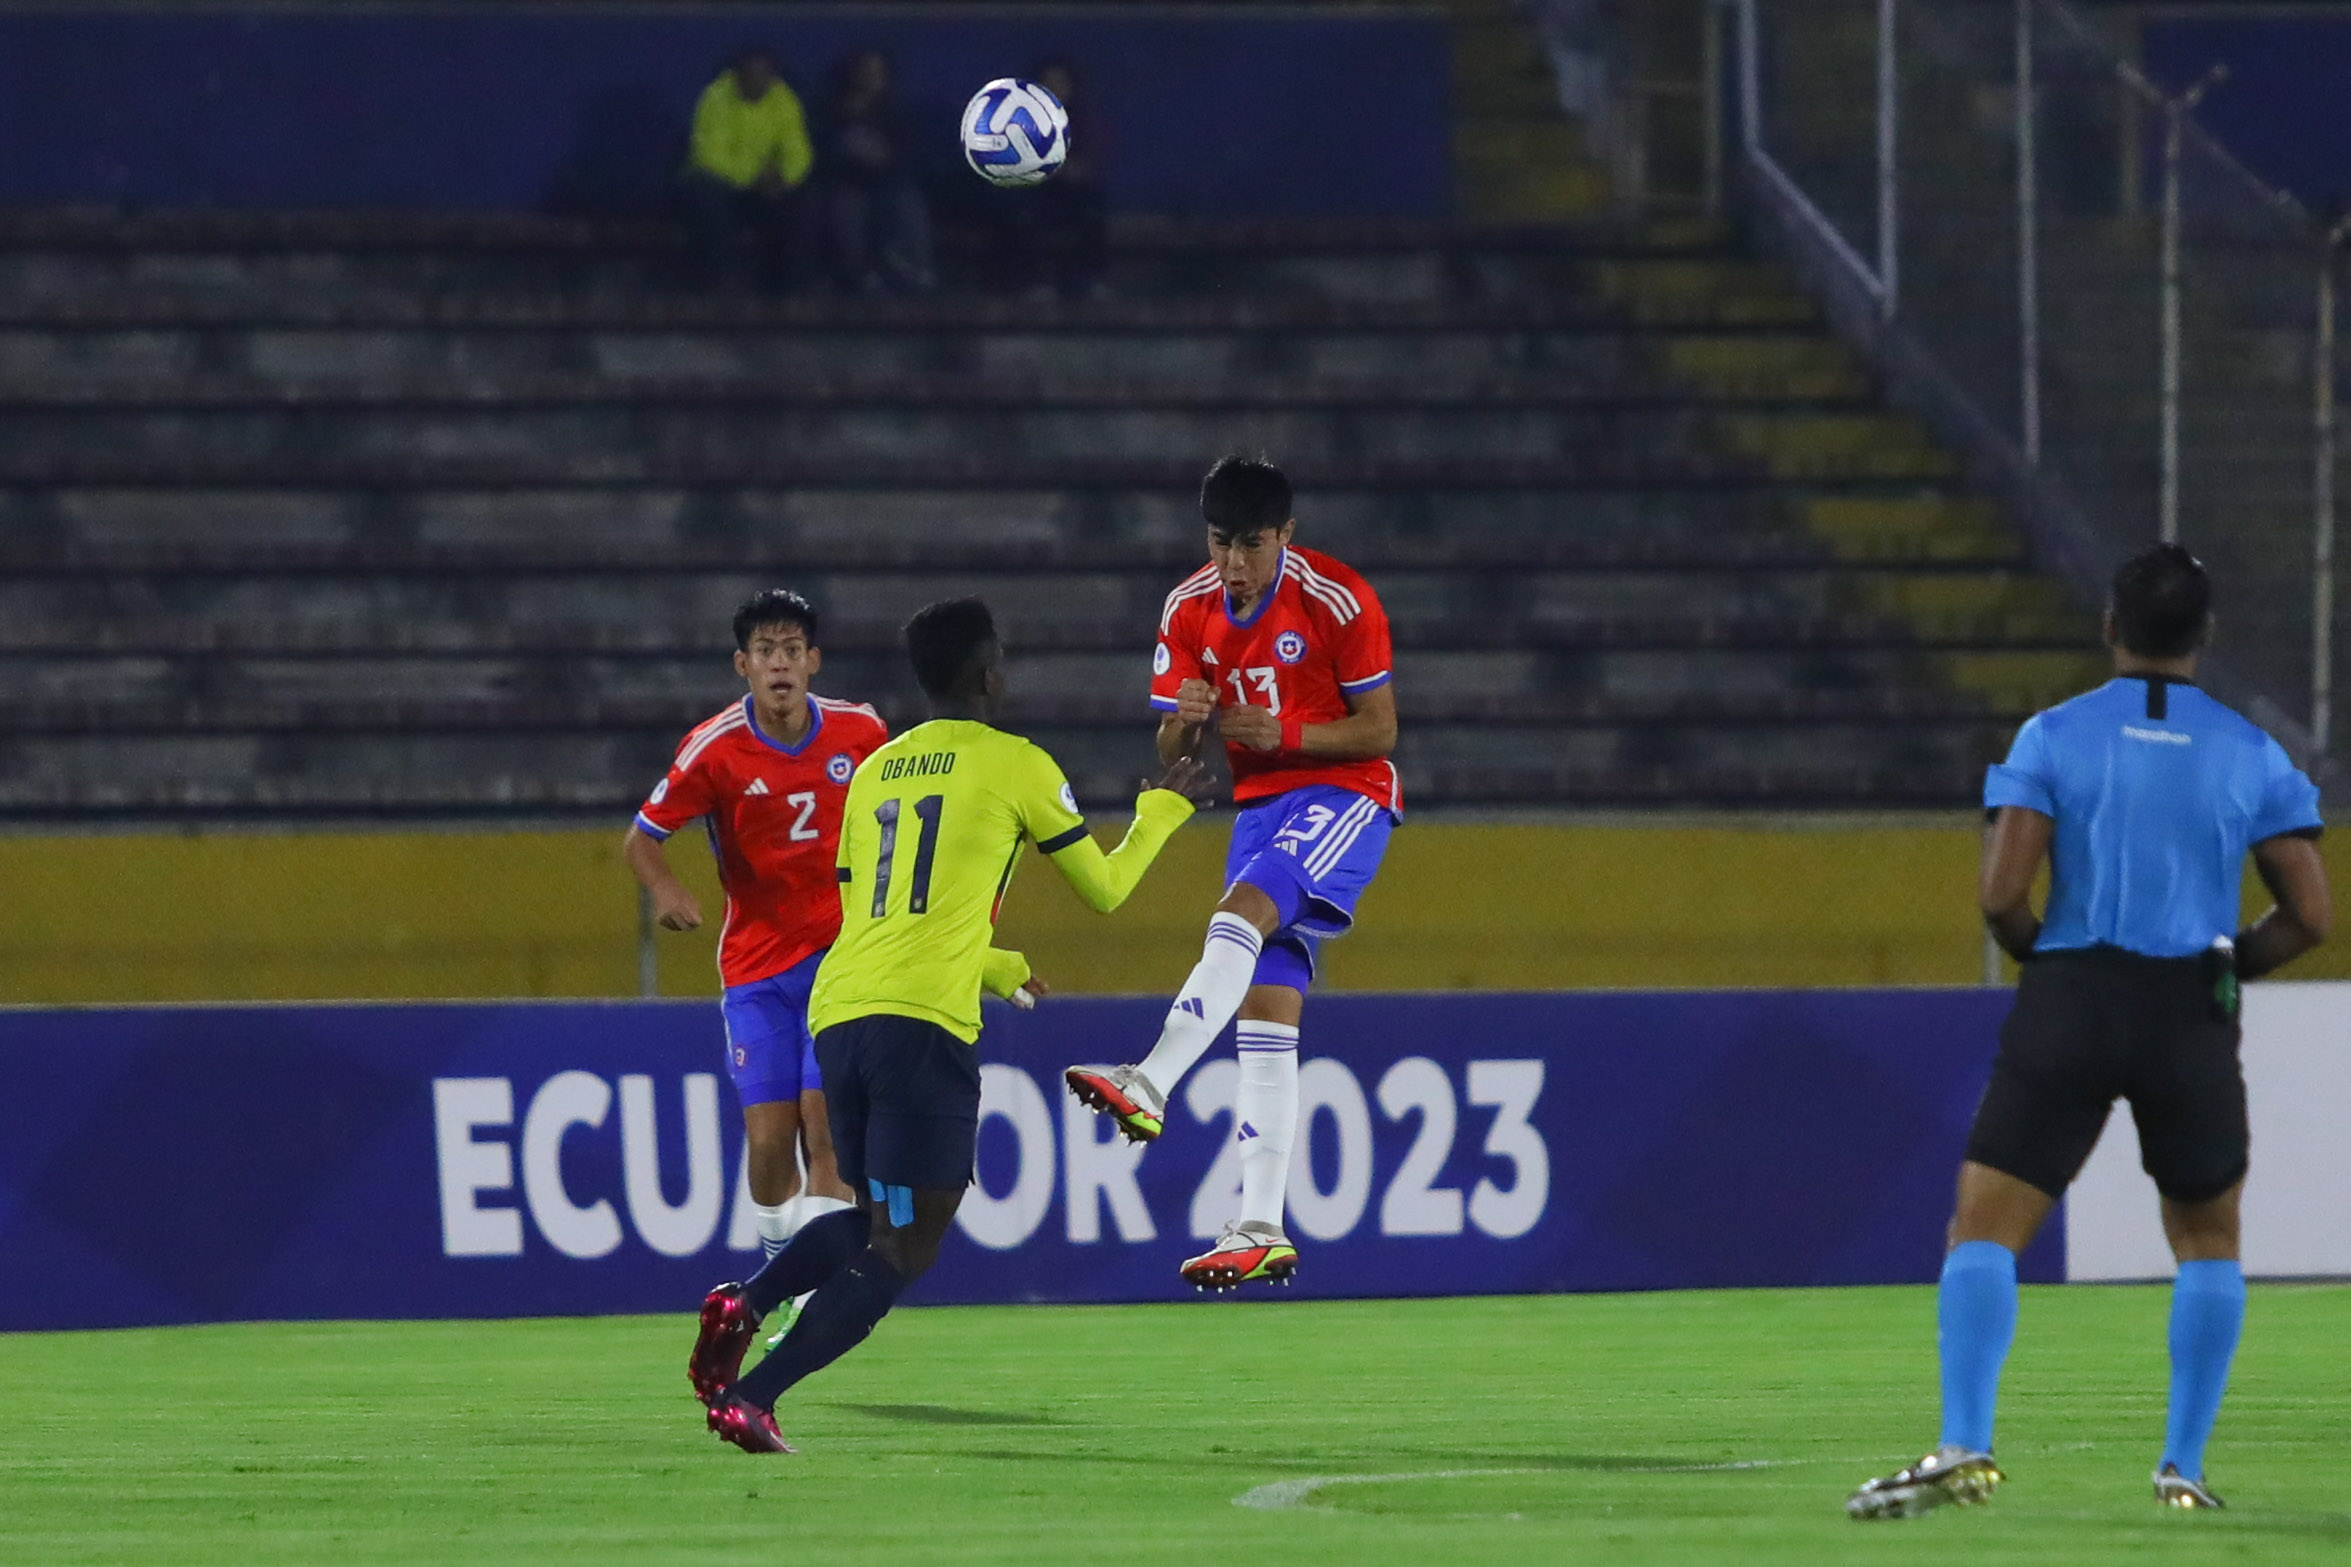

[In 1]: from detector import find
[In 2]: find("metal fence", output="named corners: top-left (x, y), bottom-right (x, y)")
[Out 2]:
top-left (1727, 0), bottom-right (2342, 772)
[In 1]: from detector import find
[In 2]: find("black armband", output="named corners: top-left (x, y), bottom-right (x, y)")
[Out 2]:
top-left (1984, 912), bottom-right (2041, 965)
top-left (2232, 931), bottom-right (2276, 982)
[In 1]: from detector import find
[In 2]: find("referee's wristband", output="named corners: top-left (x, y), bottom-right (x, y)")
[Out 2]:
top-left (1280, 715), bottom-right (1305, 752)
top-left (2232, 931), bottom-right (2271, 982)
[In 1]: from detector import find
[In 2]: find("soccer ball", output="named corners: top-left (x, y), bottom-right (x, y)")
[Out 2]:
top-left (960, 79), bottom-right (1070, 188)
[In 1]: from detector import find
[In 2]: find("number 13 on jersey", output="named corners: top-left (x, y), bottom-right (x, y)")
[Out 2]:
top-left (1223, 666), bottom-right (1281, 714)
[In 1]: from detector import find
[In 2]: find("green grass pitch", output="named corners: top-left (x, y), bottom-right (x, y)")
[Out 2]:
top-left (5, 1285), bottom-right (2348, 1565)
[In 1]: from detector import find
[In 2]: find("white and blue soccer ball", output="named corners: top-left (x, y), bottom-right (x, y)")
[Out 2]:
top-left (960, 78), bottom-right (1070, 188)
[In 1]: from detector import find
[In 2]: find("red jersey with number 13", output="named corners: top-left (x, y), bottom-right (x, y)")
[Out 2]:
top-left (1150, 545), bottom-right (1400, 813)
top-left (634, 694), bottom-right (890, 987)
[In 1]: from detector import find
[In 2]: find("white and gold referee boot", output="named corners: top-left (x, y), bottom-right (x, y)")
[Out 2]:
top-left (2154, 1464), bottom-right (2225, 1509)
top-left (1846, 1446), bottom-right (2004, 1520)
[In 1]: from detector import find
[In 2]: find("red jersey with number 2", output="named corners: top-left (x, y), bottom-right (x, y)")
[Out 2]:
top-left (1150, 545), bottom-right (1400, 813)
top-left (634, 694), bottom-right (890, 987)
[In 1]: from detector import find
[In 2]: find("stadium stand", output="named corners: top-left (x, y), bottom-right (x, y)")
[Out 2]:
top-left (0, 1), bottom-right (2105, 824)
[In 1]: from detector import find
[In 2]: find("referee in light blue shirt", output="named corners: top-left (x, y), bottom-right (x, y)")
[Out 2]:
top-left (1850, 544), bottom-right (2332, 1522)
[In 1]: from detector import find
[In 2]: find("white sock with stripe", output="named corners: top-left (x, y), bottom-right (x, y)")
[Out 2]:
top-left (1135, 913), bottom-right (1264, 1109)
top-left (754, 1197), bottom-right (803, 1262)
top-left (1234, 1022), bottom-right (1301, 1230)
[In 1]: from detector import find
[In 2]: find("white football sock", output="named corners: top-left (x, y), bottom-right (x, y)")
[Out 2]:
top-left (1233, 1022), bottom-right (1300, 1230)
top-left (754, 1197), bottom-right (802, 1261)
top-left (1134, 913), bottom-right (1265, 1108)
top-left (798, 1193), bottom-right (854, 1220)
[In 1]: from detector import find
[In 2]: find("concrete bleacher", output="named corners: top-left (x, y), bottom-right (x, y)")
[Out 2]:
top-left (0, 208), bottom-right (2103, 820)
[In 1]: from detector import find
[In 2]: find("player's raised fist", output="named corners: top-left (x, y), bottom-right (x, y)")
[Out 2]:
top-left (1175, 678), bottom-right (1217, 727)
top-left (1219, 705), bottom-right (1282, 752)
top-left (654, 885), bottom-right (703, 931)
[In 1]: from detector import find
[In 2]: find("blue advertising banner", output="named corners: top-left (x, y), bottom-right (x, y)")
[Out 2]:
top-left (0, 991), bottom-right (2060, 1332)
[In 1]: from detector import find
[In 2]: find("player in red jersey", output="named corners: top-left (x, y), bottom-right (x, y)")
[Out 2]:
top-left (626, 589), bottom-right (889, 1271)
top-left (1067, 456), bottom-right (1400, 1289)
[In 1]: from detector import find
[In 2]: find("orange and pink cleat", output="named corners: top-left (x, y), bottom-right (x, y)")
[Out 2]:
top-left (1064, 1064), bottom-right (1166, 1144)
top-left (1179, 1222), bottom-right (1298, 1292)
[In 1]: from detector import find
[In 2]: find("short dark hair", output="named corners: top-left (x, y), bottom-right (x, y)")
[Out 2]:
top-left (2110, 543), bottom-right (2211, 658)
top-left (733, 588), bottom-right (819, 652)
top-left (1201, 455), bottom-right (1292, 538)
top-left (905, 597), bottom-right (998, 698)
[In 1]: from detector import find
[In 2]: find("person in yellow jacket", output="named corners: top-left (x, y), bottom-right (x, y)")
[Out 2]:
top-left (677, 47), bottom-right (818, 292)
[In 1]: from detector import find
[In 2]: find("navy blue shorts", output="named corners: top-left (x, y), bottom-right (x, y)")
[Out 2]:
top-left (1225, 784), bottom-right (1396, 990)
top-left (719, 949), bottom-right (824, 1109)
top-left (814, 1013), bottom-right (982, 1193)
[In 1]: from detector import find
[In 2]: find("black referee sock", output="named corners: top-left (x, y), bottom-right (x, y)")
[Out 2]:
top-left (742, 1207), bottom-right (870, 1318)
top-left (734, 1249), bottom-right (908, 1410)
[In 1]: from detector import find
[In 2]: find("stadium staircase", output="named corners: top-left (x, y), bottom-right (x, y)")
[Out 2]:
top-left (0, 5), bottom-right (2103, 822)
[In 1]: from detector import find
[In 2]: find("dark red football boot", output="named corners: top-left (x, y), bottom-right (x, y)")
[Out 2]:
top-left (706, 1391), bottom-right (796, 1455)
top-left (687, 1282), bottom-right (761, 1405)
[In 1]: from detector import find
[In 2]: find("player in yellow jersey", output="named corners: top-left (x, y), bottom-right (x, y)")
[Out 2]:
top-left (689, 597), bottom-right (1205, 1453)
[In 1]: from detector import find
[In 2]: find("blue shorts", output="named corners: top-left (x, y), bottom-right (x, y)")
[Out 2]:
top-left (719, 949), bottom-right (825, 1109)
top-left (1225, 784), bottom-right (1396, 991)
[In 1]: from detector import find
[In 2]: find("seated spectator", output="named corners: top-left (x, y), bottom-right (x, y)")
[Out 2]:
top-left (992, 59), bottom-right (1109, 300)
top-left (821, 49), bottom-right (937, 294)
top-left (677, 47), bottom-right (818, 292)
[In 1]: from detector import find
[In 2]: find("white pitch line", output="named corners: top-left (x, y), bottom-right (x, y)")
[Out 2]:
top-left (1234, 1460), bottom-right (1791, 1511)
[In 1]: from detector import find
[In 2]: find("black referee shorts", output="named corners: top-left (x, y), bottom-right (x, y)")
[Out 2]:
top-left (1966, 947), bottom-right (2247, 1204)
top-left (814, 1013), bottom-right (982, 1194)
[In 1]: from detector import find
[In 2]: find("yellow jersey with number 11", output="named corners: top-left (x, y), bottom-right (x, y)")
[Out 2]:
top-left (809, 718), bottom-right (1196, 1044)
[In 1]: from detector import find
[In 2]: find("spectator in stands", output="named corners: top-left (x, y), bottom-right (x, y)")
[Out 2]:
top-left (678, 47), bottom-right (818, 292)
top-left (820, 49), bottom-right (937, 295)
top-left (995, 59), bottom-right (1109, 300)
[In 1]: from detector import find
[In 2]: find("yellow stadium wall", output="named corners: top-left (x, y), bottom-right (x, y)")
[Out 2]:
top-left (3, 822), bottom-right (2344, 1006)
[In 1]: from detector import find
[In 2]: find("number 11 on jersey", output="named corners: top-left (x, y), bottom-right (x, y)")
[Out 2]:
top-left (871, 795), bottom-right (945, 916)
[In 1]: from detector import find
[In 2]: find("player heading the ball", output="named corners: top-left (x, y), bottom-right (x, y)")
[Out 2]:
top-left (693, 597), bottom-right (1208, 1453)
top-left (626, 589), bottom-right (887, 1277)
top-left (1067, 455), bottom-right (1401, 1291)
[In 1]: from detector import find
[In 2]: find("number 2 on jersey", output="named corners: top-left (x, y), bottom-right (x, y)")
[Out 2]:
top-left (871, 795), bottom-right (945, 916)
